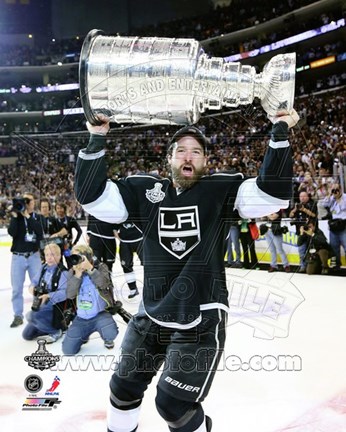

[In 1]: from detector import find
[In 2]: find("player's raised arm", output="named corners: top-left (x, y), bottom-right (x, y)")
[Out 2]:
top-left (74, 120), bottom-right (128, 224)
top-left (235, 109), bottom-right (300, 219)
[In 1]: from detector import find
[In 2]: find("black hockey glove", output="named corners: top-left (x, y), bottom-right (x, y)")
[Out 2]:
top-left (85, 134), bottom-right (106, 154)
top-left (270, 121), bottom-right (289, 142)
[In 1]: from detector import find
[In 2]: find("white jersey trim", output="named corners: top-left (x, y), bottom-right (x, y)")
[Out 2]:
top-left (234, 177), bottom-right (289, 219)
top-left (200, 302), bottom-right (230, 314)
top-left (196, 308), bottom-right (223, 403)
top-left (83, 180), bottom-right (129, 224)
top-left (269, 139), bottom-right (289, 149)
top-left (86, 230), bottom-right (116, 240)
top-left (78, 148), bottom-right (105, 159)
top-left (144, 306), bottom-right (202, 329)
top-left (120, 237), bottom-right (143, 243)
top-left (130, 174), bottom-right (171, 182)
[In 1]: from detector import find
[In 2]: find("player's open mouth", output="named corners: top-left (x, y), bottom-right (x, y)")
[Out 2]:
top-left (182, 165), bottom-right (194, 176)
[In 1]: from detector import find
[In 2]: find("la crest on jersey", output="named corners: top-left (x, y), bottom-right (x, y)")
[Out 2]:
top-left (159, 206), bottom-right (201, 259)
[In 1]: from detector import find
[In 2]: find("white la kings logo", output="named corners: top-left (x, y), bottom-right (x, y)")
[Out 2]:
top-left (159, 206), bottom-right (200, 259)
top-left (146, 183), bottom-right (165, 203)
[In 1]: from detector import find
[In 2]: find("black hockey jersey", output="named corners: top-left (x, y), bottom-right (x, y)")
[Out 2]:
top-left (87, 214), bottom-right (117, 239)
top-left (117, 222), bottom-right (143, 243)
top-left (75, 132), bottom-right (293, 329)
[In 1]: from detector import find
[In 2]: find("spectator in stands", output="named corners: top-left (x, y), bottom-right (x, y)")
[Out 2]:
top-left (323, 184), bottom-right (346, 269)
top-left (315, 168), bottom-right (333, 219)
top-left (297, 172), bottom-right (317, 199)
top-left (8, 193), bottom-right (43, 327)
top-left (22, 243), bottom-right (68, 343)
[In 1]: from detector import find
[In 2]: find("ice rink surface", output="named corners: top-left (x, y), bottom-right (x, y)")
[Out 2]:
top-left (0, 243), bottom-right (345, 432)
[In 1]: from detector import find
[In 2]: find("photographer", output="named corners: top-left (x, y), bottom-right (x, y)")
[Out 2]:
top-left (39, 198), bottom-right (60, 238)
top-left (262, 211), bottom-right (290, 272)
top-left (297, 219), bottom-right (332, 275)
top-left (8, 193), bottom-right (44, 328)
top-left (50, 202), bottom-right (83, 268)
top-left (289, 190), bottom-right (318, 273)
top-left (62, 244), bottom-right (119, 354)
top-left (22, 243), bottom-right (68, 343)
top-left (322, 184), bottom-right (346, 270)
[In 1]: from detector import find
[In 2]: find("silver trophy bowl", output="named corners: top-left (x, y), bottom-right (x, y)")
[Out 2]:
top-left (79, 30), bottom-right (296, 126)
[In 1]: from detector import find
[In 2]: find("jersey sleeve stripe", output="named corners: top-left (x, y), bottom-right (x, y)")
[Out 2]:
top-left (269, 139), bottom-right (289, 149)
top-left (83, 180), bottom-right (129, 224)
top-left (234, 178), bottom-right (289, 218)
top-left (78, 148), bottom-right (106, 160)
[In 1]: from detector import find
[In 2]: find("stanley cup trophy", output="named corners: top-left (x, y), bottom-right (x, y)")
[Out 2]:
top-left (79, 30), bottom-right (296, 126)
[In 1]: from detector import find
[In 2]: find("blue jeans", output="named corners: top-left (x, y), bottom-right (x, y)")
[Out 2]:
top-left (266, 229), bottom-right (289, 268)
top-left (11, 252), bottom-right (42, 318)
top-left (329, 228), bottom-right (346, 267)
top-left (22, 303), bottom-right (57, 339)
top-left (227, 226), bottom-right (241, 264)
top-left (298, 243), bottom-right (308, 269)
top-left (62, 311), bottom-right (118, 355)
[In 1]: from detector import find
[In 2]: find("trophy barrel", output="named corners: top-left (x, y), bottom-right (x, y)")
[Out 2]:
top-left (79, 30), bottom-right (296, 125)
top-left (79, 30), bottom-right (203, 126)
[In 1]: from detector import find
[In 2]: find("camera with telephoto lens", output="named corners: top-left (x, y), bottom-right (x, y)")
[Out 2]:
top-left (69, 253), bottom-right (86, 266)
top-left (303, 224), bottom-right (309, 231)
top-left (296, 203), bottom-right (303, 210)
top-left (63, 307), bottom-right (76, 326)
top-left (31, 281), bottom-right (48, 312)
top-left (12, 197), bottom-right (30, 213)
top-left (280, 226), bottom-right (289, 234)
top-left (108, 300), bottom-right (133, 324)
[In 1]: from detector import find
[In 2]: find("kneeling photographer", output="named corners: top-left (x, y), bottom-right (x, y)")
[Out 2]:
top-left (297, 219), bottom-right (333, 275)
top-left (22, 243), bottom-right (69, 343)
top-left (62, 244), bottom-right (129, 355)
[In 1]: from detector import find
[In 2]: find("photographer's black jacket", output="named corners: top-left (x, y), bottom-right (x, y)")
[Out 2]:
top-left (56, 215), bottom-right (83, 246)
top-left (75, 123), bottom-right (293, 329)
top-left (290, 200), bottom-right (318, 234)
top-left (42, 215), bottom-right (60, 237)
top-left (297, 228), bottom-right (332, 253)
top-left (8, 212), bottom-right (44, 253)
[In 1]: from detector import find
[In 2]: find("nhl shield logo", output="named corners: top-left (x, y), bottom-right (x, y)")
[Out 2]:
top-left (159, 206), bottom-right (200, 259)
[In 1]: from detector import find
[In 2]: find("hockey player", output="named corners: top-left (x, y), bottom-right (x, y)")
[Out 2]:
top-left (87, 214), bottom-right (118, 272)
top-left (115, 222), bottom-right (143, 299)
top-left (74, 109), bottom-right (299, 432)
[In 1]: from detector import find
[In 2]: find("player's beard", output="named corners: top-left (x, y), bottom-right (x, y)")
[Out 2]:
top-left (171, 165), bottom-right (206, 189)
